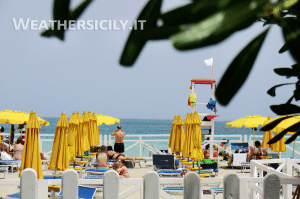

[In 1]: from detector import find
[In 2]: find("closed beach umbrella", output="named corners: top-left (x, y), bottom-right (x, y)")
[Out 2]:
top-left (189, 112), bottom-right (204, 161)
top-left (75, 112), bottom-right (84, 157)
top-left (182, 114), bottom-right (192, 157)
top-left (272, 129), bottom-right (287, 153)
top-left (168, 116), bottom-right (185, 152)
top-left (96, 114), bottom-right (120, 126)
top-left (261, 116), bottom-right (274, 149)
top-left (87, 111), bottom-right (94, 147)
top-left (92, 113), bottom-right (100, 146)
top-left (68, 112), bottom-right (79, 161)
top-left (0, 110), bottom-right (49, 126)
top-left (48, 112), bottom-right (70, 171)
top-left (226, 115), bottom-right (268, 146)
top-left (19, 111), bottom-right (43, 179)
top-left (82, 112), bottom-right (90, 152)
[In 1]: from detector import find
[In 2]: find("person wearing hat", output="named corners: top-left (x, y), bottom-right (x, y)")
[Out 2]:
top-left (111, 125), bottom-right (126, 153)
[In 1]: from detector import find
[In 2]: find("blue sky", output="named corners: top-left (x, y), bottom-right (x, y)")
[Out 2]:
top-left (0, 0), bottom-right (295, 121)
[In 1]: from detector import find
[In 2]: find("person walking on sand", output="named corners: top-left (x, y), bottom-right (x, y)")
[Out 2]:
top-left (111, 126), bottom-right (126, 153)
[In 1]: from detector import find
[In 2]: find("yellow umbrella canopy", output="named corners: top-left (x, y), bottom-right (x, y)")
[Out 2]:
top-left (226, 115), bottom-right (268, 146)
top-left (261, 116), bottom-right (274, 149)
top-left (189, 112), bottom-right (204, 161)
top-left (168, 116), bottom-right (185, 152)
top-left (87, 111), bottom-right (94, 147)
top-left (75, 112), bottom-right (84, 157)
top-left (48, 112), bottom-right (70, 171)
top-left (271, 129), bottom-right (287, 152)
top-left (82, 112), bottom-right (90, 151)
top-left (0, 110), bottom-right (49, 126)
top-left (92, 113), bottom-right (100, 146)
top-left (19, 112), bottom-right (43, 179)
top-left (68, 112), bottom-right (79, 161)
top-left (96, 114), bottom-right (120, 126)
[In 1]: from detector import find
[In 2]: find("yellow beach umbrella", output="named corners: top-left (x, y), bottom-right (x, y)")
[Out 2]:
top-left (82, 112), bottom-right (90, 152)
top-left (0, 110), bottom-right (49, 126)
top-left (92, 113), bottom-right (100, 146)
top-left (87, 111), bottom-right (94, 147)
top-left (226, 115), bottom-right (268, 146)
top-left (75, 112), bottom-right (84, 157)
top-left (182, 114), bottom-right (192, 157)
top-left (19, 111), bottom-right (43, 179)
top-left (168, 115), bottom-right (185, 153)
top-left (261, 116), bottom-right (274, 149)
top-left (68, 112), bottom-right (79, 161)
top-left (189, 112), bottom-right (204, 161)
top-left (271, 129), bottom-right (287, 153)
top-left (48, 112), bottom-right (70, 171)
top-left (96, 114), bottom-right (120, 126)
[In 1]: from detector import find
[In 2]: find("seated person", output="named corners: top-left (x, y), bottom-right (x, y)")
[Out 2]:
top-left (249, 141), bottom-right (269, 160)
top-left (96, 145), bottom-right (108, 170)
top-left (118, 160), bottom-right (129, 178)
top-left (235, 149), bottom-right (240, 153)
top-left (107, 150), bottom-right (147, 163)
top-left (13, 138), bottom-right (24, 160)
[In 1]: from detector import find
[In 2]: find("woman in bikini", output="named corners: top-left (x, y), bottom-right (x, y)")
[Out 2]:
top-left (107, 150), bottom-right (147, 163)
top-left (13, 138), bottom-right (24, 160)
top-left (96, 145), bottom-right (108, 170)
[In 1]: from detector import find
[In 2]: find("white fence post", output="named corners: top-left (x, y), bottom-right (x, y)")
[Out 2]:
top-left (263, 174), bottom-right (280, 199)
top-left (184, 172), bottom-right (200, 199)
top-left (21, 168), bottom-right (38, 199)
top-left (109, 135), bottom-right (112, 146)
top-left (283, 158), bottom-right (293, 199)
top-left (104, 135), bottom-right (107, 146)
top-left (62, 169), bottom-right (78, 199)
top-left (103, 170), bottom-right (119, 199)
top-left (224, 173), bottom-right (239, 199)
top-left (144, 171), bottom-right (159, 199)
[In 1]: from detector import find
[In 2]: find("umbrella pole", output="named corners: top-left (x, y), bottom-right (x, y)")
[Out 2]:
top-left (293, 140), bottom-right (296, 159)
top-left (253, 128), bottom-right (255, 147)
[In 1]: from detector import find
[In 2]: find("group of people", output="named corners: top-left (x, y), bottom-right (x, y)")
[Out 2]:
top-left (96, 125), bottom-right (146, 178)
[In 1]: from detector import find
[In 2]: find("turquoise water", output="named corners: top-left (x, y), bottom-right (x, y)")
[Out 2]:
top-left (1, 118), bottom-right (298, 158)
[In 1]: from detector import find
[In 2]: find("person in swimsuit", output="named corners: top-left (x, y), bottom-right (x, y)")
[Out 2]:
top-left (13, 138), bottom-right (24, 160)
top-left (118, 160), bottom-right (129, 178)
top-left (111, 126), bottom-right (126, 153)
top-left (107, 150), bottom-right (147, 163)
top-left (96, 145), bottom-right (108, 170)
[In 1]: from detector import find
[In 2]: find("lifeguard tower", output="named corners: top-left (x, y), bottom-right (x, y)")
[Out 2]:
top-left (188, 78), bottom-right (219, 158)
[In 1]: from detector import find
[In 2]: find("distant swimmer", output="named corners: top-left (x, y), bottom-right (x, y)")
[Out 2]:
top-left (111, 126), bottom-right (126, 153)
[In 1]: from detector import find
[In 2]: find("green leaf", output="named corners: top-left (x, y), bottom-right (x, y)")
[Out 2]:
top-left (282, 17), bottom-right (300, 63)
top-left (41, 0), bottom-right (93, 39)
top-left (267, 83), bottom-right (295, 97)
top-left (279, 43), bottom-right (288, 53)
top-left (260, 115), bottom-right (294, 131)
top-left (53, 0), bottom-right (71, 40)
top-left (69, 0), bottom-right (93, 20)
top-left (274, 68), bottom-right (295, 78)
top-left (268, 121), bottom-right (300, 144)
top-left (215, 28), bottom-right (270, 106)
top-left (147, 26), bottom-right (180, 40)
top-left (292, 63), bottom-right (300, 72)
top-left (285, 129), bottom-right (300, 144)
top-left (170, 0), bottom-right (268, 50)
top-left (270, 103), bottom-right (300, 115)
top-left (120, 0), bottom-right (163, 66)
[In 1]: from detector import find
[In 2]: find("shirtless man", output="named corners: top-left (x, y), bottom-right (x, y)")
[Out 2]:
top-left (111, 126), bottom-right (126, 153)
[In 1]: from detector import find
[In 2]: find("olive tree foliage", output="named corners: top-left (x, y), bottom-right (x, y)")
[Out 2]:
top-left (42, 0), bottom-right (300, 144)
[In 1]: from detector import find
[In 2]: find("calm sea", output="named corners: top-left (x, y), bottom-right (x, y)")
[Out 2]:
top-left (1, 118), bottom-right (296, 158)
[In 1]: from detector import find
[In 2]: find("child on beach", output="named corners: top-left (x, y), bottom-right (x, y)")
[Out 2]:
top-left (112, 161), bottom-right (129, 178)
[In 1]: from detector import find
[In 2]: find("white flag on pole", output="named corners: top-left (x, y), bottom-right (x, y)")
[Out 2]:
top-left (204, 57), bottom-right (213, 67)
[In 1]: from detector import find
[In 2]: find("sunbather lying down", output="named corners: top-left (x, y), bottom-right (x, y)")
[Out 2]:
top-left (107, 150), bottom-right (147, 163)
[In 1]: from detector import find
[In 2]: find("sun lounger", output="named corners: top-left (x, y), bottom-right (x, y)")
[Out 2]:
top-left (157, 169), bottom-right (181, 177)
top-left (241, 162), bottom-right (250, 173)
top-left (0, 166), bottom-right (8, 178)
top-left (4, 192), bottom-right (20, 199)
top-left (84, 175), bottom-right (104, 179)
top-left (210, 187), bottom-right (223, 199)
top-left (162, 186), bottom-right (183, 194)
top-left (86, 168), bottom-right (107, 175)
top-left (0, 160), bottom-right (21, 173)
top-left (58, 185), bottom-right (97, 199)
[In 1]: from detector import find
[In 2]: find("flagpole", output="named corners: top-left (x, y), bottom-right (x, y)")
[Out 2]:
top-left (212, 57), bottom-right (213, 79)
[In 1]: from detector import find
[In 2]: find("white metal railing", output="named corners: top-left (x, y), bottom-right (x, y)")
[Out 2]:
top-left (9, 133), bottom-right (297, 159)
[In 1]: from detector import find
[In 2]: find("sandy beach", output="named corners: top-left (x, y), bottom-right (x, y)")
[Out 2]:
top-left (0, 160), bottom-right (252, 199)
